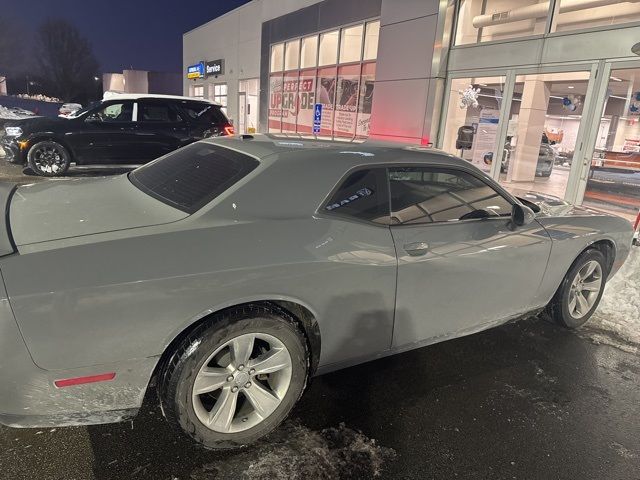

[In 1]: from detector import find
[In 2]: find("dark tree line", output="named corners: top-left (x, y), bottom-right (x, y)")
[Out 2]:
top-left (0, 17), bottom-right (101, 103)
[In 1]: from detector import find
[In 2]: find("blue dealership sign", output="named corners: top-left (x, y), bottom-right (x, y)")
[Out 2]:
top-left (313, 103), bottom-right (322, 134)
top-left (187, 62), bottom-right (205, 79)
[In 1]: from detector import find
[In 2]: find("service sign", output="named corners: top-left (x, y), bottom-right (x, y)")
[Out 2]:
top-left (206, 59), bottom-right (225, 77)
top-left (187, 62), bottom-right (205, 79)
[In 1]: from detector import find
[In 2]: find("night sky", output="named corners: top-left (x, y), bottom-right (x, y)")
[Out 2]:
top-left (3, 0), bottom-right (250, 73)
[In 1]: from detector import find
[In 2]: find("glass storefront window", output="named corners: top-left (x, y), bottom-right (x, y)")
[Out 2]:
top-left (551, 0), bottom-right (640, 33)
top-left (339, 25), bottom-right (364, 64)
top-left (211, 83), bottom-right (228, 114)
top-left (270, 43), bottom-right (284, 72)
top-left (300, 35), bottom-right (318, 68)
top-left (356, 62), bottom-right (376, 137)
top-left (584, 68), bottom-right (640, 221)
top-left (500, 72), bottom-right (591, 199)
top-left (333, 64), bottom-right (361, 136)
top-left (363, 21), bottom-right (380, 61)
top-left (281, 71), bottom-right (299, 132)
top-left (319, 30), bottom-right (339, 66)
top-left (285, 39), bottom-right (300, 71)
top-left (190, 85), bottom-right (204, 98)
top-left (268, 74), bottom-right (283, 132)
top-left (455, 0), bottom-right (548, 45)
top-left (268, 22), bottom-right (377, 137)
top-left (440, 76), bottom-right (506, 173)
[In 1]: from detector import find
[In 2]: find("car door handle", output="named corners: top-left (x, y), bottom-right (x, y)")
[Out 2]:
top-left (403, 242), bottom-right (430, 256)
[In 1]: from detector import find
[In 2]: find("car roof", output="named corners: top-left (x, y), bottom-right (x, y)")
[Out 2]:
top-left (102, 92), bottom-right (221, 106)
top-left (202, 133), bottom-right (470, 169)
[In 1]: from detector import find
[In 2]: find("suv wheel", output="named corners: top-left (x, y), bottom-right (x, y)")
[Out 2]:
top-left (160, 305), bottom-right (308, 449)
top-left (27, 141), bottom-right (71, 176)
top-left (545, 249), bottom-right (607, 329)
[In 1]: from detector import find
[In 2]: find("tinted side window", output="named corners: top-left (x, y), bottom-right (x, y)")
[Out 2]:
top-left (389, 167), bottom-right (512, 225)
top-left (129, 143), bottom-right (258, 213)
top-left (139, 101), bottom-right (182, 122)
top-left (89, 101), bottom-right (134, 122)
top-left (324, 168), bottom-right (389, 224)
top-left (179, 102), bottom-right (227, 124)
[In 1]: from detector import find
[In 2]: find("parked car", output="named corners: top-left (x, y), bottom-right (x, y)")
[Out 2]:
top-left (0, 135), bottom-right (633, 449)
top-left (58, 103), bottom-right (83, 117)
top-left (484, 137), bottom-right (556, 177)
top-left (0, 93), bottom-right (233, 176)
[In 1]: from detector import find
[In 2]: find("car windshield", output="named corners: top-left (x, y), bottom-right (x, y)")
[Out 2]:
top-left (129, 142), bottom-right (259, 213)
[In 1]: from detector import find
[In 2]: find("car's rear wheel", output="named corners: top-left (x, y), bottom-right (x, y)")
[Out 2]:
top-left (545, 249), bottom-right (607, 329)
top-left (159, 305), bottom-right (308, 449)
top-left (27, 141), bottom-right (71, 177)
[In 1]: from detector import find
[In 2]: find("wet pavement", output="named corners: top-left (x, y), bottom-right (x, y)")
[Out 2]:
top-left (1, 316), bottom-right (639, 480)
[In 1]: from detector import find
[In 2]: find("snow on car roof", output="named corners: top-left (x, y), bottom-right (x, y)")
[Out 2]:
top-left (102, 91), bottom-right (221, 105)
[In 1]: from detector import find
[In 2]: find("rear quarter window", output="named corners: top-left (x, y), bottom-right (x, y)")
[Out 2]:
top-left (179, 102), bottom-right (227, 124)
top-left (129, 142), bottom-right (258, 213)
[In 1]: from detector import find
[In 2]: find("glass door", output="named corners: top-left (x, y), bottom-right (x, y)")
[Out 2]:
top-left (578, 64), bottom-right (640, 222)
top-left (499, 70), bottom-right (594, 200)
top-left (439, 74), bottom-right (507, 175)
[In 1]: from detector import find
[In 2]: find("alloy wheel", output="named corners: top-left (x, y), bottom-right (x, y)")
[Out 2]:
top-left (32, 144), bottom-right (66, 175)
top-left (568, 260), bottom-right (603, 319)
top-left (191, 332), bottom-right (293, 434)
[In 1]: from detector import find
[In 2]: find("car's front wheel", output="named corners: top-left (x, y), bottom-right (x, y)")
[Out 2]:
top-left (27, 140), bottom-right (71, 176)
top-left (546, 249), bottom-right (607, 328)
top-left (159, 305), bottom-right (308, 449)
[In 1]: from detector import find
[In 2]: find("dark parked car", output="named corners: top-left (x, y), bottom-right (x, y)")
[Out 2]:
top-left (484, 135), bottom-right (556, 177)
top-left (1, 94), bottom-right (233, 176)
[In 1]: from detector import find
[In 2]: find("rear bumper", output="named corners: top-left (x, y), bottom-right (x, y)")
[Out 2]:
top-left (0, 270), bottom-right (157, 428)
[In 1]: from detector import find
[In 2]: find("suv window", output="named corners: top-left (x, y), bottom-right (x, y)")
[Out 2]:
top-left (129, 143), bottom-right (259, 213)
top-left (139, 101), bottom-right (182, 122)
top-left (178, 102), bottom-right (227, 124)
top-left (389, 167), bottom-right (512, 225)
top-left (324, 168), bottom-right (389, 224)
top-left (88, 101), bottom-right (134, 122)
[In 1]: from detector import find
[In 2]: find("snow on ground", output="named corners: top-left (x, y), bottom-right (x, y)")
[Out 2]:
top-left (189, 421), bottom-right (395, 480)
top-left (585, 246), bottom-right (640, 353)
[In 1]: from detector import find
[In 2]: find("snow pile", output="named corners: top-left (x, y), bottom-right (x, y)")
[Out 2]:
top-left (16, 93), bottom-right (61, 103)
top-left (190, 421), bottom-right (395, 479)
top-left (586, 247), bottom-right (640, 352)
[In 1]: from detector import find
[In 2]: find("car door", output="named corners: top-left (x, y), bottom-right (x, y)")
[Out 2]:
top-left (71, 100), bottom-right (139, 163)
top-left (136, 100), bottom-right (189, 160)
top-left (387, 166), bottom-right (552, 348)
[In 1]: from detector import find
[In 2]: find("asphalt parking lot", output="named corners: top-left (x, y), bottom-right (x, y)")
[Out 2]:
top-left (0, 316), bottom-right (638, 480)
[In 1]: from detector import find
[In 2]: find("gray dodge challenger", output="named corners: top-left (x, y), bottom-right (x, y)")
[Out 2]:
top-left (0, 134), bottom-right (634, 449)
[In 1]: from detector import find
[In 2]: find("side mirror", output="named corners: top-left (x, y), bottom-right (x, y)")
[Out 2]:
top-left (511, 203), bottom-right (536, 227)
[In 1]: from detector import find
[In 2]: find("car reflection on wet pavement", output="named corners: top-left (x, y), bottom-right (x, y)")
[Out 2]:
top-left (1, 317), bottom-right (639, 480)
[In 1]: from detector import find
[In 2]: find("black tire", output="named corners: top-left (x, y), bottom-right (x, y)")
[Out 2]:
top-left (545, 249), bottom-right (608, 329)
top-left (159, 304), bottom-right (308, 450)
top-left (27, 140), bottom-right (71, 176)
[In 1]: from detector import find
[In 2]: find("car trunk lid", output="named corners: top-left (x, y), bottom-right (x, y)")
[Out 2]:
top-left (9, 174), bottom-right (188, 246)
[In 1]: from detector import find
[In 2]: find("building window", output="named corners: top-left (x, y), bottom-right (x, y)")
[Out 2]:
top-left (285, 39), bottom-right (300, 71)
top-left (455, 0), bottom-right (548, 46)
top-left (363, 21), bottom-right (380, 61)
top-left (270, 43), bottom-right (284, 72)
top-left (319, 30), bottom-right (339, 66)
top-left (191, 85), bottom-right (204, 98)
top-left (551, 0), bottom-right (640, 33)
top-left (211, 83), bottom-right (228, 114)
top-left (300, 35), bottom-right (318, 69)
top-left (269, 21), bottom-right (379, 138)
top-left (339, 25), bottom-right (364, 64)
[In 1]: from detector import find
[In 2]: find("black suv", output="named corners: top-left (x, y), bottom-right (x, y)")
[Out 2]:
top-left (1, 94), bottom-right (233, 176)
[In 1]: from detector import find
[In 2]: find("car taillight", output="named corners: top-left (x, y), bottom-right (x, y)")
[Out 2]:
top-left (223, 124), bottom-right (235, 136)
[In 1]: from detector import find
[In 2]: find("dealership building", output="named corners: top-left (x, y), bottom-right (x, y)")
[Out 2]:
top-left (184, 0), bottom-right (640, 220)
